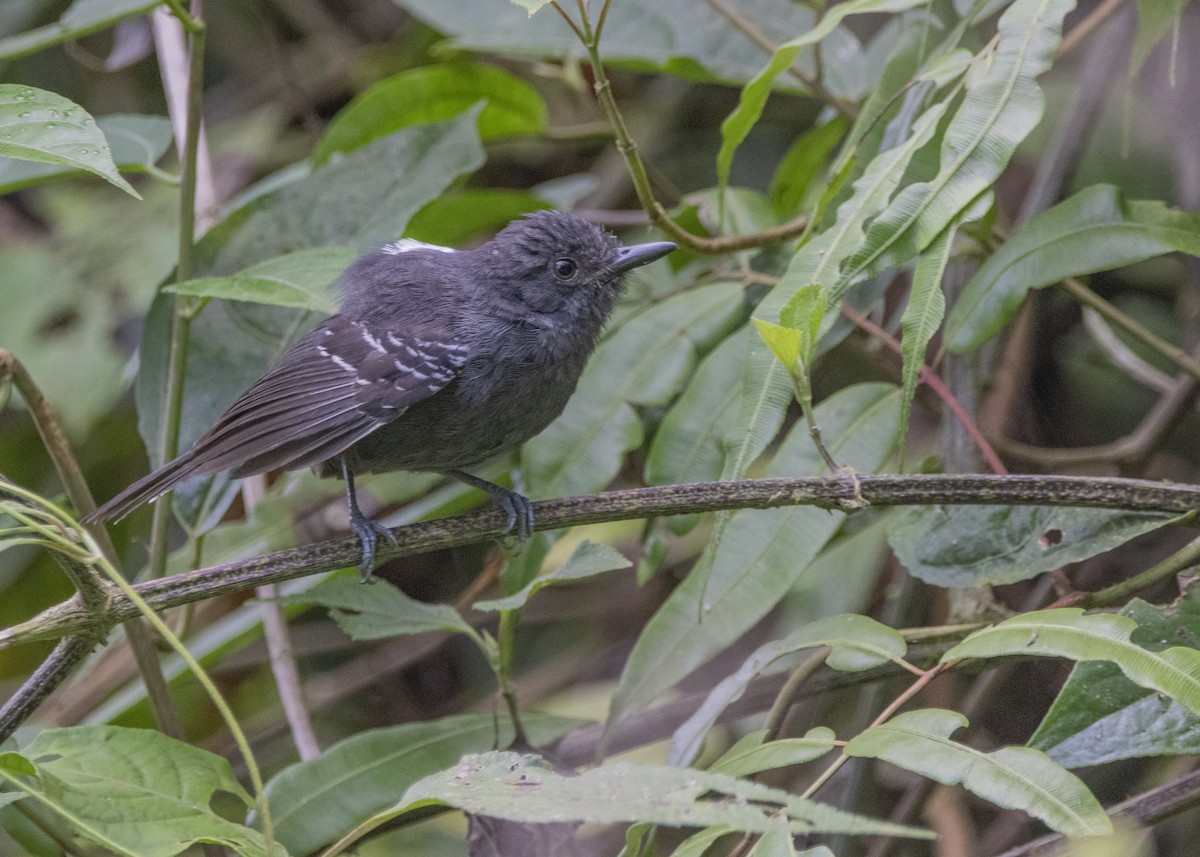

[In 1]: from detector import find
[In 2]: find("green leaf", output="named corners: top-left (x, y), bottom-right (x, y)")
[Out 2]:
top-left (709, 729), bottom-right (838, 778)
top-left (393, 0), bottom-right (868, 98)
top-left (0, 85), bottom-right (138, 197)
top-left (1130, 0), bottom-right (1186, 76)
top-left (845, 709), bottom-right (1112, 837)
top-left (889, 507), bottom-right (1181, 587)
top-left (474, 541), bottom-right (632, 611)
top-left (715, 0), bottom-right (932, 192)
top-left (377, 751), bottom-right (932, 838)
top-left (646, 332), bottom-right (748, 494)
top-left (608, 383), bottom-right (902, 744)
top-left (313, 63), bottom-right (546, 166)
top-left (749, 823), bottom-right (797, 857)
top-left (944, 608), bottom-right (1200, 716)
top-left (276, 576), bottom-right (480, 643)
top-left (752, 318), bottom-right (803, 374)
top-left (1031, 588), bottom-right (1200, 767)
top-left (1, 726), bottom-right (270, 857)
top-left (167, 246), bottom-right (355, 313)
top-left (404, 188), bottom-right (549, 247)
top-left (265, 714), bottom-right (580, 855)
top-left (670, 614), bottom-right (905, 764)
top-left (523, 281), bottom-right (744, 499)
top-left (770, 115), bottom-right (850, 217)
top-left (843, 0), bottom-right (1072, 286)
top-left (670, 827), bottom-right (737, 857)
top-left (510, 0), bottom-right (552, 13)
top-left (0, 113), bottom-right (171, 193)
top-left (946, 184), bottom-right (1200, 351)
top-left (0, 0), bottom-right (159, 61)
top-left (897, 224), bottom-right (951, 459)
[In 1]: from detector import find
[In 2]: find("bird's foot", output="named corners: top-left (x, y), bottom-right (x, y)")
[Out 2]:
top-left (349, 511), bottom-right (397, 583)
top-left (490, 486), bottom-right (534, 546)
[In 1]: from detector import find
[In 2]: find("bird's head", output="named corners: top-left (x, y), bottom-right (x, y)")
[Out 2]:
top-left (478, 211), bottom-right (675, 318)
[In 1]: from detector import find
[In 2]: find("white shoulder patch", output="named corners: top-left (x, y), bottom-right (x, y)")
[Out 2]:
top-left (381, 239), bottom-right (456, 256)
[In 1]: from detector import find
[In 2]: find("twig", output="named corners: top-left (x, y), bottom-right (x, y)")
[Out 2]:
top-left (0, 636), bottom-right (98, 743)
top-left (4, 473), bottom-right (1200, 649)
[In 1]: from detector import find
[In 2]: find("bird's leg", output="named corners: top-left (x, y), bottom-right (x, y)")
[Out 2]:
top-left (445, 470), bottom-right (534, 542)
top-left (341, 459), bottom-right (396, 583)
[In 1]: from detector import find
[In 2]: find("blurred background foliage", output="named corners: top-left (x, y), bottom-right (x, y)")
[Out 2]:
top-left (4, 0), bottom-right (1200, 854)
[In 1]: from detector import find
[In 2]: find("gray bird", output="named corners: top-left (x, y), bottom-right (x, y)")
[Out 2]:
top-left (85, 211), bottom-right (675, 579)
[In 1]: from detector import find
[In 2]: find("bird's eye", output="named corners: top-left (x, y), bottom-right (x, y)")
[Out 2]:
top-left (553, 258), bottom-right (578, 280)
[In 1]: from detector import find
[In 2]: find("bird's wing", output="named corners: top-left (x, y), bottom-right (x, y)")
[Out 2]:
top-left (84, 313), bottom-right (468, 522)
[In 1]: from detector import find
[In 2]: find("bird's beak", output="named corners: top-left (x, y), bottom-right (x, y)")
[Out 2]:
top-left (609, 241), bottom-right (676, 276)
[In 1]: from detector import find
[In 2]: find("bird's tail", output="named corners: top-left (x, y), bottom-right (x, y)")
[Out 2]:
top-left (82, 451), bottom-right (204, 524)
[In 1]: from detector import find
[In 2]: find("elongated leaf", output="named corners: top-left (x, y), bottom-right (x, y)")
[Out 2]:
top-left (943, 608), bottom-right (1200, 715)
top-left (378, 751), bottom-right (932, 838)
top-left (946, 184), bottom-right (1200, 351)
top-left (314, 63), bottom-right (547, 166)
top-left (276, 576), bottom-right (480, 643)
top-left (0, 727), bottom-right (269, 857)
top-left (646, 332), bottom-right (747, 491)
top-left (608, 384), bottom-right (902, 743)
top-left (266, 714), bottom-right (579, 855)
top-left (770, 116), bottom-right (850, 217)
top-left (710, 729), bottom-right (838, 778)
top-left (844, 0), bottom-right (1072, 286)
top-left (670, 614), bottom-right (906, 764)
top-left (670, 827), bottom-right (736, 857)
top-left (0, 0), bottom-right (158, 61)
top-left (474, 541), bottom-right (631, 611)
top-left (0, 113), bottom-right (171, 193)
top-left (845, 709), bottom-right (1112, 837)
top-left (716, 0), bottom-right (932, 192)
top-left (897, 223), bottom-right (951, 455)
top-left (889, 506), bottom-right (1180, 587)
top-left (167, 246), bottom-right (355, 313)
top-left (1031, 589), bottom-right (1200, 767)
top-left (0, 85), bottom-right (137, 196)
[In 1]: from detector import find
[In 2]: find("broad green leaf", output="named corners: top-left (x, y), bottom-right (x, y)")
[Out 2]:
top-left (646, 332), bottom-right (747, 494)
top-left (752, 318), bottom-right (803, 374)
top-left (770, 115), bottom-right (850, 217)
top-left (523, 281), bottom-right (744, 500)
top-left (843, 0), bottom-right (1072, 286)
top-left (845, 709), bottom-right (1112, 837)
top-left (377, 751), bottom-right (932, 838)
top-left (0, 0), bottom-right (159, 61)
top-left (167, 246), bottom-right (355, 313)
top-left (0, 726), bottom-right (270, 857)
top-left (670, 614), bottom-right (905, 764)
top-left (715, 0), bottom-right (933, 192)
top-left (943, 608), bottom-right (1200, 716)
top-left (0, 113), bottom-right (171, 193)
top-left (510, 0), bottom-right (552, 12)
top-left (1031, 589), bottom-right (1200, 767)
top-left (749, 823), bottom-right (796, 856)
top-left (889, 507), bottom-right (1180, 587)
top-left (276, 576), bottom-right (480, 643)
top-left (897, 224), bottom-right (951, 458)
top-left (0, 85), bottom-right (137, 196)
top-left (313, 63), bottom-right (546, 166)
top-left (393, 0), bottom-right (869, 99)
top-left (946, 184), bottom-right (1200, 351)
top-left (608, 384), bottom-right (902, 744)
top-left (709, 729), bottom-right (838, 778)
top-left (670, 827), bottom-right (737, 857)
top-left (0, 792), bottom-right (25, 810)
top-left (265, 714), bottom-right (579, 856)
top-left (618, 822), bottom-right (654, 857)
top-left (404, 188), bottom-right (549, 247)
top-left (474, 541), bottom-right (631, 611)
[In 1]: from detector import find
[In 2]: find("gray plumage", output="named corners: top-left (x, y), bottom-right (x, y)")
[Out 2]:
top-left (85, 211), bottom-right (675, 577)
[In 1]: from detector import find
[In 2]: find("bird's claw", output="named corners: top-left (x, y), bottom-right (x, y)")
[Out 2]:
top-left (493, 487), bottom-right (534, 547)
top-left (349, 512), bottom-right (397, 583)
